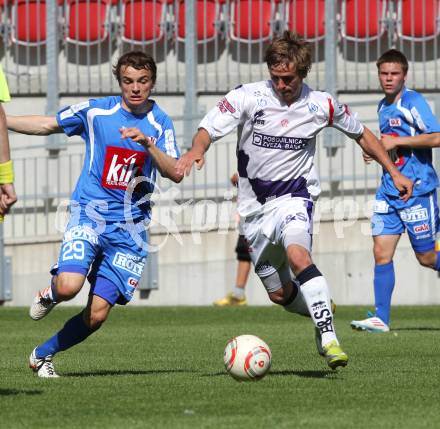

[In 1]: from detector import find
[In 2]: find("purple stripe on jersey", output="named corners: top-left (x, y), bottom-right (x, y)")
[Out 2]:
top-left (249, 176), bottom-right (310, 204)
top-left (306, 200), bottom-right (313, 221)
top-left (237, 149), bottom-right (249, 178)
top-left (237, 150), bottom-right (310, 204)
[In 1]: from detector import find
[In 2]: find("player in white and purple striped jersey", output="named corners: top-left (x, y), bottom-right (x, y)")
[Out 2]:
top-left (176, 31), bottom-right (413, 370)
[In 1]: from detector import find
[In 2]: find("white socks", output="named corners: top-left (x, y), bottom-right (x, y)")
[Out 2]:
top-left (283, 282), bottom-right (309, 316)
top-left (233, 286), bottom-right (245, 299)
top-left (300, 276), bottom-right (338, 346)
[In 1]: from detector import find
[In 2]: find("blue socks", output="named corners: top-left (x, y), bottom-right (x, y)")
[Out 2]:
top-left (35, 312), bottom-right (95, 358)
top-left (374, 261), bottom-right (395, 326)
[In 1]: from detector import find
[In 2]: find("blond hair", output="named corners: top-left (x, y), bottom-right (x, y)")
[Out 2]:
top-left (264, 31), bottom-right (312, 78)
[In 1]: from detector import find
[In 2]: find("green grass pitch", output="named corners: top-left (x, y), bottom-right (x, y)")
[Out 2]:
top-left (1, 306), bottom-right (440, 428)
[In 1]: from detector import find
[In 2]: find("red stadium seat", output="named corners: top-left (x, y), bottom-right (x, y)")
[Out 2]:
top-left (340, 0), bottom-right (387, 41)
top-left (176, 0), bottom-right (219, 42)
top-left (397, 0), bottom-right (440, 41)
top-left (65, 0), bottom-right (111, 45)
top-left (230, 0), bottom-right (275, 43)
top-left (287, 0), bottom-right (325, 41)
top-left (121, 0), bottom-right (167, 44)
top-left (11, 0), bottom-right (47, 45)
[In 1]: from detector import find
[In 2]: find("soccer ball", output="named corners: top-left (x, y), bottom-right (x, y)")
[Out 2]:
top-left (224, 334), bottom-right (272, 381)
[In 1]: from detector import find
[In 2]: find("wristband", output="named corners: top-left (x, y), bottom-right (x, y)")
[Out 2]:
top-left (0, 160), bottom-right (14, 184)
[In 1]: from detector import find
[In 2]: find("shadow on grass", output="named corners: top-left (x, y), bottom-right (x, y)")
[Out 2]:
top-left (63, 369), bottom-right (195, 378)
top-left (203, 371), bottom-right (230, 377)
top-left (204, 370), bottom-right (336, 379)
top-left (0, 388), bottom-right (43, 396)
top-left (269, 370), bottom-right (336, 378)
top-left (392, 327), bottom-right (440, 332)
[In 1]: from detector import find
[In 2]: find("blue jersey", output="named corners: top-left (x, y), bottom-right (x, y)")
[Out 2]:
top-left (378, 87), bottom-right (440, 196)
top-left (57, 96), bottom-right (180, 222)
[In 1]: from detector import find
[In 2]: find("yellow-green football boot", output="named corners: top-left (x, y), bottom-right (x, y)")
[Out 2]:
top-left (322, 340), bottom-right (348, 370)
top-left (213, 292), bottom-right (247, 307)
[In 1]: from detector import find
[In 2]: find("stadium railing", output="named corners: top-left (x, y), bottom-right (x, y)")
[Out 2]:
top-left (5, 100), bottom-right (395, 242)
top-left (1, 0), bottom-right (440, 95)
top-left (2, 1), bottom-right (440, 241)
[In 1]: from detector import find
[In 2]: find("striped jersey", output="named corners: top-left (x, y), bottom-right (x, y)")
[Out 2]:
top-left (57, 96), bottom-right (180, 222)
top-left (378, 87), bottom-right (440, 196)
top-left (199, 81), bottom-right (363, 217)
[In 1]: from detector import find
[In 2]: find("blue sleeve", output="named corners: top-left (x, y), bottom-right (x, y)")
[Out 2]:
top-left (410, 94), bottom-right (440, 134)
top-left (56, 100), bottom-right (93, 138)
top-left (156, 115), bottom-right (180, 159)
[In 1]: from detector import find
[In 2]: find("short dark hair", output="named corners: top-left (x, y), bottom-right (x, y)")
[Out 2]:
top-left (376, 49), bottom-right (409, 75)
top-left (264, 31), bottom-right (312, 78)
top-left (113, 51), bottom-right (157, 84)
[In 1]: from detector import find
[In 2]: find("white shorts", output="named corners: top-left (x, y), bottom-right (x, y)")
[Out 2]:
top-left (240, 197), bottom-right (314, 279)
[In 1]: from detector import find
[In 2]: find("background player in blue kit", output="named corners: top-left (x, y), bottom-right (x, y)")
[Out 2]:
top-left (6, 51), bottom-right (182, 377)
top-left (351, 49), bottom-right (440, 333)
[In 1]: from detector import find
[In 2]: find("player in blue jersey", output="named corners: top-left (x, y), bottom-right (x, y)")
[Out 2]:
top-left (351, 49), bottom-right (440, 333)
top-left (6, 52), bottom-right (182, 377)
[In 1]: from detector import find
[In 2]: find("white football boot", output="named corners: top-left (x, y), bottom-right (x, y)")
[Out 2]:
top-left (350, 315), bottom-right (390, 333)
top-left (29, 348), bottom-right (59, 378)
top-left (29, 286), bottom-right (57, 320)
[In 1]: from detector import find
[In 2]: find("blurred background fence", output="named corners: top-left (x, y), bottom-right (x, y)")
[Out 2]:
top-left (3, 0), bottom-right (440, 241)
top-left (6, 95), bottom-right (440, 242)
top-left (1, 0), bottom-right (440, 95)
top-left (3, 0), bottom-right (440, 305)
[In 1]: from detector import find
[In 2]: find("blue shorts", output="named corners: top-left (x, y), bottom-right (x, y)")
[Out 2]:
top-left (90, 276), bottom-right (127, 306)
top-left (372, 189), bottom-right (439, 253)
top-left (55, 216), bottom-right (148, 305)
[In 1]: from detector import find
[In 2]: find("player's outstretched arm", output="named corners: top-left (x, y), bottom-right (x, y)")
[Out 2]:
top-left (359, 131), bottom-right (439, 165)
top-left (175, 128), bottom-right (212, 178)
top-left (147, 143), bottom-right (183, 183)
top-left (119, 127), bottom-right (182, 183)
top-left (381, 132), bottom-right (440, 151)
top-left (356, 126), bottom-right (413, 201)
top-left (7, 115), bottom-right (62, 136)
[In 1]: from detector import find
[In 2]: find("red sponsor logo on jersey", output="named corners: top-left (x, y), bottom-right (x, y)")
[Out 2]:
top-left (394, 150), bottom-right (405, 166)
top-left (414, 223), bottom-right (430, 233)
top-left (383, 132), bottom-right (405, 166)
top-left (389, 118), bottom-right (401, 127)
top-left (128, 277), bottom-right (139, 288)
top-left (102, 146), bottom-right (147, 190)
top-left (217, 100), bottom-right (227, 113)
top-left (217, 97), bottom-right (236, 114)
top-left (281, 119), bottom-right (289, 127)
